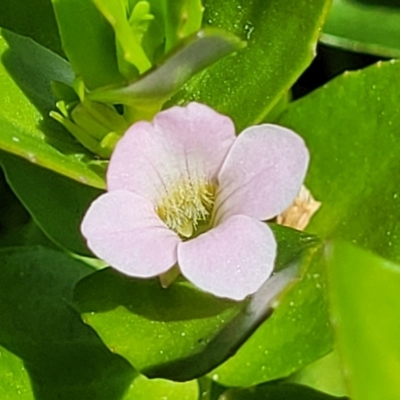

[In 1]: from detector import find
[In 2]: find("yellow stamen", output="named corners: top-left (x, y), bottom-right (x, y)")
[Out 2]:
top-left (156, 177), bottom-right (216, 238)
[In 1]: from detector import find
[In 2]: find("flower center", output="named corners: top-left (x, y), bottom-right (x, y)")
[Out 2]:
top-left (156, 177), bottom-right (216, 238)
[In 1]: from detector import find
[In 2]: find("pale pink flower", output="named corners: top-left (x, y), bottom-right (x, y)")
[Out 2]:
top-left (81, 102), bottom-right (309, 300)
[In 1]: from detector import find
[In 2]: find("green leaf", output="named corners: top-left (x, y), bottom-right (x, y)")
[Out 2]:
top-left (75, 269), bottom-right (246, 377)
top-left (0, 169), bottom-right (30, 244)
top-left (271, 224), bottom-right (320, 272)
top-left (147, 264), bottom-right (298, 380)
top-left (0, 246), bottom-right (135, 399)
top-left (51, 0), bottom-right (125, 88)
top-left (288, 350), bottom-right (348, 397)
top-left (197, 377), bottom-right (226, 400)
top-left (0, 345), bottom-right (34, 400)
top-left (0, 151), bottom-right (102, 255)
top-left (75, 226), bottom-right (327, 382)
top-left (322, 0), bottom-right (400, 57)
top-left (210, 238), bottom-right (333, 387)
top-left (162, 0), bottom-right (204, 52)
top-left (138, 0), bottom-right (166, 65)
top-left (0, 219), bottom-right (59, 250)
top-left (93, 0), bottom-right (151, 76)
top-left (278, 60), bottom-right (400, 263)
top-left (222, 382), bottom-right (346, 400)
top-left (326, 241), bottom-right (400, 400)
top-left (89, 28), bottom-right (244, 108)
top-left (171, 0), bottom-right (332, 131)
top-left (126, 374), bottom-right (199, 400)
top-left (0, 0), bottom-right (62, 56)
top-left (0, 29), bottom-right (106, 188)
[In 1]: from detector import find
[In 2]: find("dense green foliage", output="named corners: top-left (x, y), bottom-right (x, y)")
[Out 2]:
top-left (1, 0), bottom-right (399, 398)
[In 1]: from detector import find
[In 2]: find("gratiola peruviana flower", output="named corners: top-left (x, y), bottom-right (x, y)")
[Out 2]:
top-left (81, 102), bottom-right (309, 300)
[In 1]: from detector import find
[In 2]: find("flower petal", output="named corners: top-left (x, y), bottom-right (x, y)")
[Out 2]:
top-left (107, 102), bottom-right (236, 202)
top-left (216, 124), bottom-right (309, 222)
top-left (81, 190), bottom-right (180, 277)
top-left (178, 215), bottom-right (276, 300)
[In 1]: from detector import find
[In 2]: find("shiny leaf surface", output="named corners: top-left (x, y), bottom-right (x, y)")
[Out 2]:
top-left (326, 241), bottom-right (400, 400)
top-left (172, 0), bottom-right (332, 131)
top-left (0, 29), bottom-right (106, 188)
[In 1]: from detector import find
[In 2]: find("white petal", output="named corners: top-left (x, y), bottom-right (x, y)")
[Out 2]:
top-left (216, 124), bottom-right (309, 222)
top-left (178, 215), bottom-right (276, 300)
top-left (81, 190), bottom-right (180, 277)
top-left (107, 102), bottom-right (236, 202)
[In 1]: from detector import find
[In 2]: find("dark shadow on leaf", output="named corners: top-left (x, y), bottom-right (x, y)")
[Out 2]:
top-left (0, 0), bottom-right (63, 56)
top-left (75, 267), bottom-right (240, 321)
top-left (75, 226), bottom-right (319, 321)
top-left (0, 246), bottom-right (135, 400)
top-left (223, 381), bottom-right (349, 400)
top-left (349, 0), bottom-right (400, 8)
top-left (0, 151), bottom-right (103, 256)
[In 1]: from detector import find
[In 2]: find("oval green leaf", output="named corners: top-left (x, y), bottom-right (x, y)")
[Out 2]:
top-left (278, 59), bottom-right (400, 263)
top-left (326, 241), bottom-right (400, 400)
top-left (0, 29), bottom-right (106, 188)
top-left (74, 226), bottom-right (328, 383)
top-left (171, 0), bottom-right (332, 131)
top-left (322, 0), bottom-right (400, 57)
top-left (75, 269), bottom-right (247, 377)
top-left (0, 246), bottom-right (135, 399)
top-left (51, 0), bottom-right (125, 89)
top-left (210, 241), bottom-right (332, 387)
